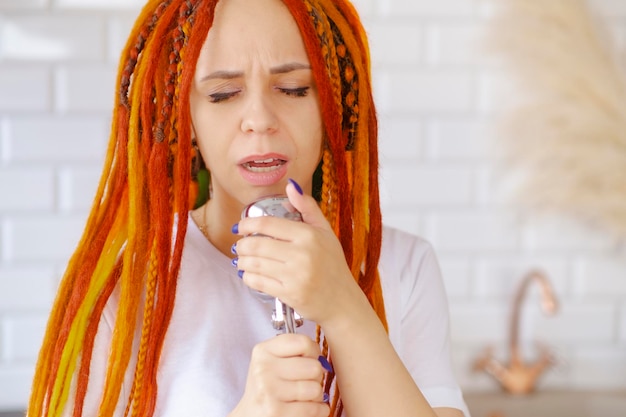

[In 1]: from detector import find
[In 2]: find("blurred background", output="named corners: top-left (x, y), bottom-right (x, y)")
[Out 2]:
top-left (0, 0), bottom-right (625, 415)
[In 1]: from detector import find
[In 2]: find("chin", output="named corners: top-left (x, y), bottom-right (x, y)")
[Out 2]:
top-left (240, 187), bottom-right (285, 205)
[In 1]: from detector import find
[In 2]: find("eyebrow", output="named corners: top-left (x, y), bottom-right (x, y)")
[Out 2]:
top-left (270, 62), bottom-right (311, 74)
top-left (199, 62), bottom-right (311, 82)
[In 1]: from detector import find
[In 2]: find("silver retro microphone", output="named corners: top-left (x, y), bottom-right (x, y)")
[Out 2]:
top-left (241, 195), bottom-right (304, 334)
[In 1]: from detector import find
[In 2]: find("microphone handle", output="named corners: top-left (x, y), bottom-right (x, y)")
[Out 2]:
top-left (241, 195), bottom-right (304, 334)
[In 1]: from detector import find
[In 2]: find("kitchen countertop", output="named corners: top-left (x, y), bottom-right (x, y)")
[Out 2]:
top-left (464, 390), bottom-right (626, 417)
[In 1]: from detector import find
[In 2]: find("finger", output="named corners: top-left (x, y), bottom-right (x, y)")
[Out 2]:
top-left (286, 179), bottom-right (332, 230)
top-left (236, 238), bottom-right (288, 271)
top-left (235, 236), bottom-right (305, 286)
top-left (236, 233), bottom-right (295, 260)
top-left (282, 401), bottom-right (330, 417)
top-left (260, 334), bottom-right (322, 360)
top-left (275, 379), bottom-right (324, 402)
top-left (236, 215), bottom-right (308, 242)
top-left (238, 263), bottom-right (286, 297)
top-left (274, 356), bottom-right (325, 383)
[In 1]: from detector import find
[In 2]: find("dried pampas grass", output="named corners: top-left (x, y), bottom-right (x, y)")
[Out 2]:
top-left (488, 0), bottom-right (626, 238)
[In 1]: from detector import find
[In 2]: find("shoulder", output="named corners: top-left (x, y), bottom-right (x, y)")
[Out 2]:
top-left (379, 225), bottom-right (447, 319)
top-left (381, 225), bottom-right (434, 254)
top-left (380, 225), bottom-right (440, 279)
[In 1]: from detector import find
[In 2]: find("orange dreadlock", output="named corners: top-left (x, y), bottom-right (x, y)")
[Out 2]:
top-left (27, 1), bottom-right (384, 417)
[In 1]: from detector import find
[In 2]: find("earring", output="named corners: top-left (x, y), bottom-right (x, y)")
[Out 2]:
top-left (191, 138), bottom-right (211, 208)
top-left (191, 137), bottom-right (202, 177)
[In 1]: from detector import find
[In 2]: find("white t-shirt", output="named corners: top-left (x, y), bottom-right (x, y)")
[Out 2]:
top-left (75, 213), bottom-right (470, 416)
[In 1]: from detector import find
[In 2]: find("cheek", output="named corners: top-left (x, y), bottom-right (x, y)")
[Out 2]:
top-left (301, 124), bottom-right (324, 169)
top-left (311, 129), bottom-right (324, 158)
top-left (310, 112), bottom-right (324, 157)
top-left (190, 88), bottom-right (231, 135)
top-left (190, 97), bottom-right (231, 171)
top-left (299, 96), bottom-right (323, 138)
top-left (192, 122), bottom-right (222, 174)
top-left (195, 132), bottom-right (230, 175)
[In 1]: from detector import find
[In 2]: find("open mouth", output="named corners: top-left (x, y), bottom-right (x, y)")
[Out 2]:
top-left (242, 158), bottom-right (287, 173)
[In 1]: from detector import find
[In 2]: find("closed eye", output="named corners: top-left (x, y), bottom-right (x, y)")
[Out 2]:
top-left (208, 91), bottom-right (239, 103)
top-left (278, 87), bottom-right (310, 97)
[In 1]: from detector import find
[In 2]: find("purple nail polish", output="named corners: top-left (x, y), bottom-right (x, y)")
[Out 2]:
top-left (237, 270), bottom-right (244, 279)
top-left (231, 257), bottom-right (238, 268)
top-left (288, 178), bottom-right (303, 195)
top-left (231, 223), bottom-right (239, 234)
top-left (323, 393), bottom-right (330, 403)
top-left (318, 355), bottom-right (333, 373)
top-left (231, 243), bottom-right (237, 255)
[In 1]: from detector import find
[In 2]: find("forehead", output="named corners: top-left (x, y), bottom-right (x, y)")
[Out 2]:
top-left (199, 0), bottom-right (309, 66)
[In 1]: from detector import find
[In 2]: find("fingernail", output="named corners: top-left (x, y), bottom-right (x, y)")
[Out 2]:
top-left (231, 243), bottom-right (237, 255)
top-left (231, 257), bottom-right (238, 268)
top-left (318, 356), bottom-right (333, 373)
top-left (323, 393), bottom-right (330, 403)
top-left (288, 178), bottom-right (303, 195)
top-left (231, 223), bottom-right (239, 234)
top-left (237, 270), bottom-right (244, 279)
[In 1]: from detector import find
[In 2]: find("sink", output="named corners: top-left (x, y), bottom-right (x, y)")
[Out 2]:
top-left (464, 390), bottom-right (626, 417)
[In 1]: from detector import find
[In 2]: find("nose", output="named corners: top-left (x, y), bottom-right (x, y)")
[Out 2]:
top-left (240, 93), bottom-right (278, 134)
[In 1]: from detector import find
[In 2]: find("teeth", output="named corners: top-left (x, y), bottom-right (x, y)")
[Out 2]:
top-left (246, 165), bottom-right (279, 173)
top-left (243, 158), bottom-right (285, 173)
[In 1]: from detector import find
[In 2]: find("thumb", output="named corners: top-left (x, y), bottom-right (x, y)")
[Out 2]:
top-left (286, 178), bottom-right (331, 230)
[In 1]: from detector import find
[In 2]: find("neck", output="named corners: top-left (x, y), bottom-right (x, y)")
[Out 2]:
top-left (194, 198), bottom-right (243, 257)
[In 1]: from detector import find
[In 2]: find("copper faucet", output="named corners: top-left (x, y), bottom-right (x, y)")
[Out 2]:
top-left (473, 269), bottom-right (559, 394)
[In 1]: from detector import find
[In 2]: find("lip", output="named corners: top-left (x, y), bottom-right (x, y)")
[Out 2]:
top-left (237, 153), bottom-right (289, 165)
top-left (238, 153), bottom-right (289, 186)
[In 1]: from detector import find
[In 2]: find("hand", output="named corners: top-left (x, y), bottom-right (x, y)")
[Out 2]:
top-left (229, 334), bottom-right (329, 417)
top-left (234, 181), bottom-right (363, 326)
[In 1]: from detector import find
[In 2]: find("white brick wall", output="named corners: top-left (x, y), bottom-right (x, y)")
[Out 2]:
top-left (0, 67), bottom-right (50, 112)
top-left (1, 0), bottom-right (626, 412)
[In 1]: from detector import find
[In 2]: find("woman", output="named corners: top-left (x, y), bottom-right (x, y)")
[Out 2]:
top-left (28, 0), bottom-right (469, 416)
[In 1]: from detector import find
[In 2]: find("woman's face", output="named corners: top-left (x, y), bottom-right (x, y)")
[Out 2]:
top-left (190, 0), bottom-right (324, 209)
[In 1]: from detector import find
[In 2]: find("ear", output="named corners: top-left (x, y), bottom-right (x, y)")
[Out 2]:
top-left (190, 122), bottom-right (198, 142)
